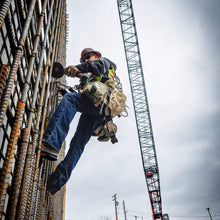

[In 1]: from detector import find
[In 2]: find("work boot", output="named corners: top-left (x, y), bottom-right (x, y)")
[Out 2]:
top-left (40, 142), bottom-right (58, 161)
top-left (46, 173), bottom-right (58, 195)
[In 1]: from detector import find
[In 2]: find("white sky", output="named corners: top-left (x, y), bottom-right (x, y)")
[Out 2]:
top-left (64, 0), bottom-right (220, 219)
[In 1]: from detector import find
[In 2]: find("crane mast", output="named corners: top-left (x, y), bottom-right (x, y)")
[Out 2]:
top-left (117, 0), bottom-right (162, 219)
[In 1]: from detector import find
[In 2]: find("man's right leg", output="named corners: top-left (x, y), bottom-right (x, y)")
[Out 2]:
top-left (41, 93), bottom-right (79, 160)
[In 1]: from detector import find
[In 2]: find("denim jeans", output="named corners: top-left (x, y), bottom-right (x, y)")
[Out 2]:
top-left (42, 92), bottom-right (104, 194)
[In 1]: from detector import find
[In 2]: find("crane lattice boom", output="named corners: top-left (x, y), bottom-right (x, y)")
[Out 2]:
top-left (117, 0), bottom-right (162, 219)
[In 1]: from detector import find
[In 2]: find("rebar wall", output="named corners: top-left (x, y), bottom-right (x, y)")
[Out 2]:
top-left (117, 0), bottom-right (162, 219)
top-left (0, 0), bottom-right (67, 219)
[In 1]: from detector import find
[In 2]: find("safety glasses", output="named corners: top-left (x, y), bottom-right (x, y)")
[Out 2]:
top-left (82, 54), bottom-right (94, 62)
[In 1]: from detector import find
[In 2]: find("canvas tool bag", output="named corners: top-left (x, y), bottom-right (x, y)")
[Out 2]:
top-left (83, 80), bottom-right (127, 116)
top-left (107, 89), bottom-right (127, 115)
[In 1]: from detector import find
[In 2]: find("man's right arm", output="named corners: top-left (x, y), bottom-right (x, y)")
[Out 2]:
top-left (75, 60), bottom-right (107, 76)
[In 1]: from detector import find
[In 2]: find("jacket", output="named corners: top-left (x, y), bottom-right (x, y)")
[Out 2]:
top-left (75, 57), bottom-right (117, 84)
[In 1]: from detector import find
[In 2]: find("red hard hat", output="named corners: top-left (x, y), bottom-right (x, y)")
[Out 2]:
top-left (80, 48), bottom-right (101, 63)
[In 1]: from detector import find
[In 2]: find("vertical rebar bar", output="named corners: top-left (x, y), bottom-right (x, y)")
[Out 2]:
top-left (31, 163), bottom-right (43, 219)
top-left (24, 152), bottom-right (36, 219)
top-left (5, 128), bottom-right (29, 220)
top-left (39, 160), bottom-right (51, 220)
top-left (0, 0), bottom-right (12, 29)
top-left (0, 65), bottom-right (10, 101)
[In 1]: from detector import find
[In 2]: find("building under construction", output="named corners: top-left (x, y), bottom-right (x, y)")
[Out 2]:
top-left (0, 0), bottom-right (67, 219)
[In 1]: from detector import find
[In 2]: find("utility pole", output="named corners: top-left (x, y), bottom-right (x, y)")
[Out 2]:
top-left (123, 200), bottom-right (127, 220)
top-left (206, 207), bottom-right (213, 220)
top-left (112, 194), bottom-right (118, 220)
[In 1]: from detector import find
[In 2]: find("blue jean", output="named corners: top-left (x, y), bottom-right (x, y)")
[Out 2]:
top-left (42, 92), bottom-right (104, 194)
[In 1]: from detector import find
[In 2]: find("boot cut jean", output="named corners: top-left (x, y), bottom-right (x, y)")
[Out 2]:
top-left (42, 92), bottom-right (104, 195)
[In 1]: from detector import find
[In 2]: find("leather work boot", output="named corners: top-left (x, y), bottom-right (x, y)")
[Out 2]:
top-left (40, 142), bottom-right (59, 161)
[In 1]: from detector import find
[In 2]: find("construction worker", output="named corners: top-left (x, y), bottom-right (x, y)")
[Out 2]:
top-left (40, 48), bottom-right (117, 195)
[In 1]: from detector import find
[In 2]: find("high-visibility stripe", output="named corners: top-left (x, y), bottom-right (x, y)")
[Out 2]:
top-left (93, 59), bottom-right (116, 87)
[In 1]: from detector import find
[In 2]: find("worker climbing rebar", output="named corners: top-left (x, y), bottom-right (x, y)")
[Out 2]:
top-left (40, 48), bottom-right (127, 195)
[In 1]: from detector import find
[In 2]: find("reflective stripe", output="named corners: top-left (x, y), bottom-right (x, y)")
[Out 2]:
top-left (108, 68), bottom-right (115, 87)
top-left (108, 68), bottom-right (114, 78)
top-left (93, 59), bottom-right (116, 87)
top-left (93, 75), bottom-right (103, 81)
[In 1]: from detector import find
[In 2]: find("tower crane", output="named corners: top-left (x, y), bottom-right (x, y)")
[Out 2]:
top-left (117, 0), bottom-right (163, 219)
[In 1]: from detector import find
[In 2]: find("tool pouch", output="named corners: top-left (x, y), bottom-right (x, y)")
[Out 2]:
top-left (107, 90), bottom-right (127, 115)
top-left (82, 81), bottom-right (110, 105)
top-left (92, 120), bottom-right (118, 143)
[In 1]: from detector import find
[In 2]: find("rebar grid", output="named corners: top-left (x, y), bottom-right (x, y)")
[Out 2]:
top-left (0, 0), bottom-right (37, 126)
top-left (5, 1), bottom-right (49, 218)
top-left (17, 0), bottom-right (59, 218)
top-left (0, 0), bottom-right (67, 219)
top-left (0, 0), bottom-right (37, 215)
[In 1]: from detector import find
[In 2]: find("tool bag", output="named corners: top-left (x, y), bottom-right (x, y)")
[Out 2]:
top-left (82, 80), bottom-right (127, 116)
top-left (83, 79), bottom-right (127, 144)
top-left (82, 81), bottom-right (109, 105)
top-left (92, 120), bottom-right (117, 142)
top-left (107, 89), bottom-right (127, 115)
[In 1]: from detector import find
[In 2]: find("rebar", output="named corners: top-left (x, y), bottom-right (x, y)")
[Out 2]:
top-left (0, 100), bottom-right (25, 218)
top-left (0, 65), bottom-right (10, 101)
top-left (17, 1), bottom-right (60, 218)
top-left (24, 153), bottom-right (36, 219)
top-left (5, 128), bottom-right (29, 220)
top-left (35, 0), bottom-right (64, 169)
top-left (35, 178), bottom-right (43, 219)
top-left (5, 11), bottom-right (26, 85)
top-left (28, 0), bottom-right (63, 212)
top-left (3, 1), bottom-right (49, 218)
top-left (0, 0), bottom-right (37, 126)
top-left (39, 160), bottom-right (51, 220)
top-left (31, 163), bottom-right (43, 219)
top-left (0, 0), bottom-right (12, 29)
top-left (27, 0), bottom-right (55, 129)
top-left (0, 0), bottom-right (67, 218)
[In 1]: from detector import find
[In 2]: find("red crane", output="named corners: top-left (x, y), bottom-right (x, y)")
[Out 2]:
top-left (117, 0), bottom-right (163, 219)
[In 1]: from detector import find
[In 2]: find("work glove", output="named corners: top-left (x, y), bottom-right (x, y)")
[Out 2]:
top-left (64, 65), bottom-right (80, 78)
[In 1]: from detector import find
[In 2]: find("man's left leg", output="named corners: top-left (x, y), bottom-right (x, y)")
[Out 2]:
top-left (46, 113), bottom-right (104, 195)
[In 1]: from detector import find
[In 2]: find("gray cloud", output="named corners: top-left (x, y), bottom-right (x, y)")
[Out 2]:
top-left (64, 0), bottom-right (220, 219)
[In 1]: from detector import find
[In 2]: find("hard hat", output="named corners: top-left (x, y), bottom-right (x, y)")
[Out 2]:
top-left (80, 48), bottom-right (101, 63)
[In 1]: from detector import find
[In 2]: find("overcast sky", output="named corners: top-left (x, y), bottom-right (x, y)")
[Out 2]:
top-left (64, 0), bottom-right (220, 219)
